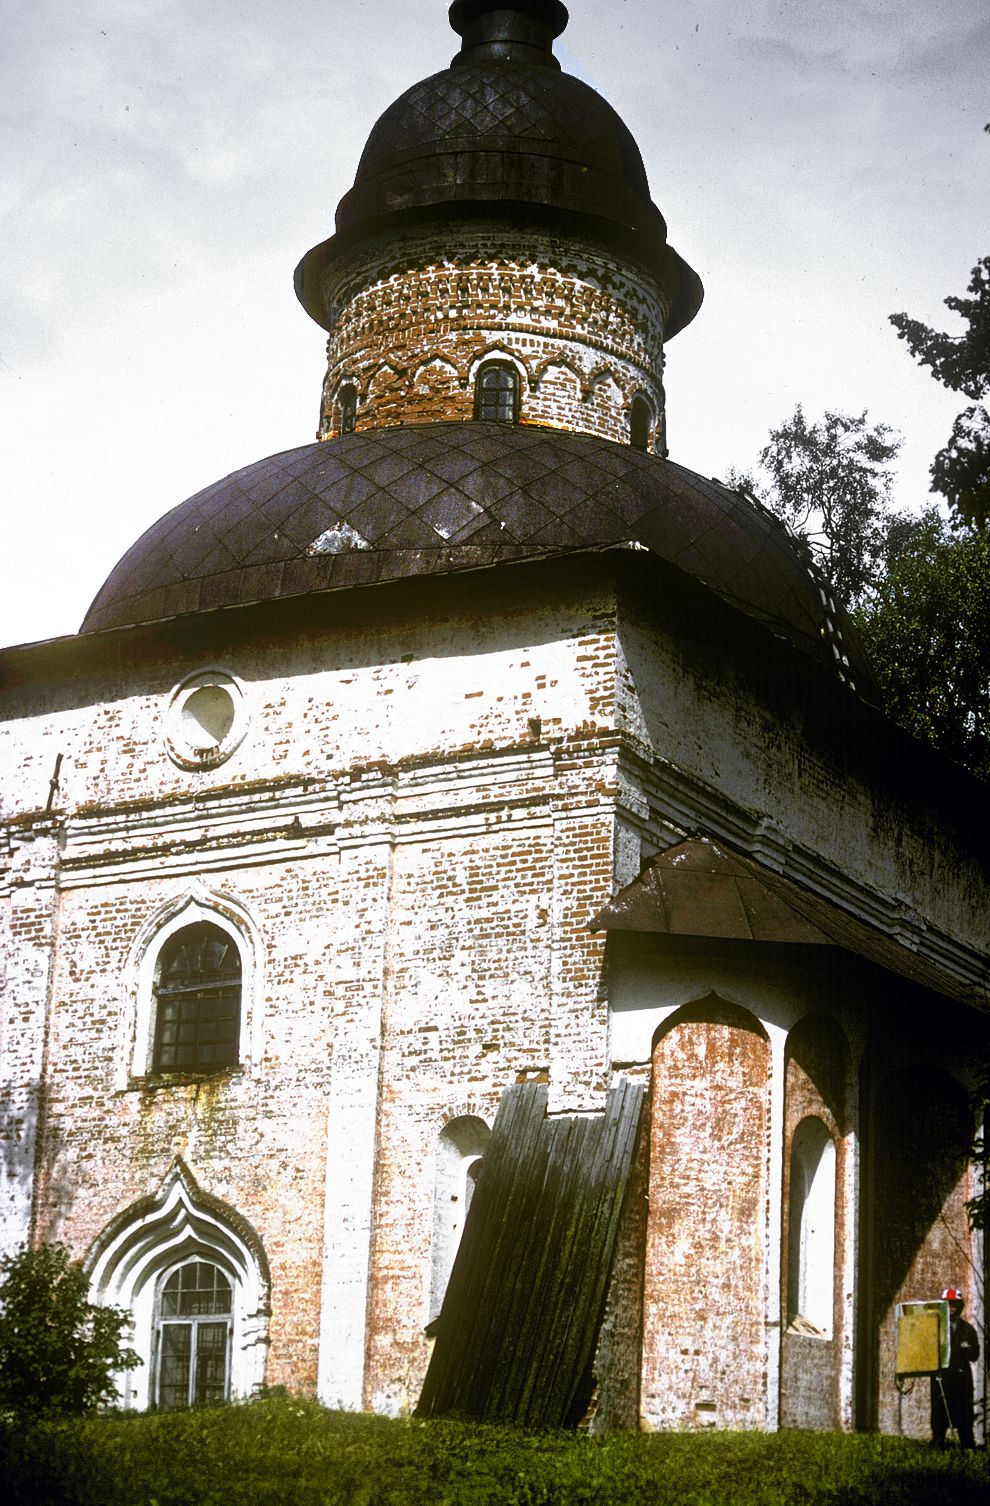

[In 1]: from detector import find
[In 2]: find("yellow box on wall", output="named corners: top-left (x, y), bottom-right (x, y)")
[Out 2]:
top-left (895, 1301), bottom-right (950, 1376)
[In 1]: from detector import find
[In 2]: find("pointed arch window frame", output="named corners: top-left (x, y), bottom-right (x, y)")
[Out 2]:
top-left (122, 891), bottom-right (263, 1089)
top-left (84, 1162), bottom-right (271, 1412)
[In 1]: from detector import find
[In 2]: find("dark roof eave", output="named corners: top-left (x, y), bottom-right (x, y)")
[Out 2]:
top-left (294, 200), bottom-right (703, 338)
top-left (2, 543), bottom-right (640, 686)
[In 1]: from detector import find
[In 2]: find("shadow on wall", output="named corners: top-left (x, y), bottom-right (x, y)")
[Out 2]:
top-left (2, 1084), bottom-right (84, 1259)
top-left (0, 1082), bottom-right (39, 1246)
top-left (865, 1061), bottom-right (974, 1436)
top-left (0, 1082), bottom-right (76, 1252)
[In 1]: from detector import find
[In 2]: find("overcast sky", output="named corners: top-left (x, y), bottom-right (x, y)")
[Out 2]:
top-left (2, 0), bottom-right (988, 648)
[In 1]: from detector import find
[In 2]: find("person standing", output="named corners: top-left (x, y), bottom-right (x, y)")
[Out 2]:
top-left (931, 1287), bottom-right (980, 1450)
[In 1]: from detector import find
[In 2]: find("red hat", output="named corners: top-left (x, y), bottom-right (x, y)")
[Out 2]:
top-left (941, 1288), bottom-right (964, 1302)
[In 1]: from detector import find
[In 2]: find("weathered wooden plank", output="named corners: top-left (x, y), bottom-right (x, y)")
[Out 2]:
top-left (514, 1114), bottom-right (592, 1425)
top-left (417, 1079), bottom-right (644, 1426)
top-left (459, 1085), bottom-right (554, 1416)
top-left (553, 1081), bottom-right (644, 1421)
top-left (522, 1088), bottom-right (635, 1425)
top-left (418, 1082), bottom-right (548, 1416)
top-left (494, 1113), bottom-right (586, 1422)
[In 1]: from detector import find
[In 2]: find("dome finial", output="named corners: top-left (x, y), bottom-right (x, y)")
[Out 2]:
top-left (449, 1), bottom-right (568, 67)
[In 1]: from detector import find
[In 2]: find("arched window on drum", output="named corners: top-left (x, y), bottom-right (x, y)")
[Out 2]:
top-left (629, 393), bottom-right (654, 451)
top-left (337, 381), bottom-right (358, 434)
top-left (474, 361), bottom-right (520, 425)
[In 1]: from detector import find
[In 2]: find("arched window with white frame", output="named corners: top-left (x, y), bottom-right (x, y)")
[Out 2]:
top-left (152, 921), bottom-right (241, 1074)
top-left (474, 360), bottom-right (520, 425)
top-left (85, 1162), bottom-right (270, 1412)
top-left (428, 1115), bottom-right (490, 1321)
top-left (125, 892), bottom-right (260, 1088)
top-left (787, 1115), bottom-right (836, 1337)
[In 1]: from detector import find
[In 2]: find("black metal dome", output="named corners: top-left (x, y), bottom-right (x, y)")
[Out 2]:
top-left (336, 62), bottom-right (659, 243)
top-left (295, 1), bottom-right (703, 337)
top-left (81, 421), bottom-right (874, 698)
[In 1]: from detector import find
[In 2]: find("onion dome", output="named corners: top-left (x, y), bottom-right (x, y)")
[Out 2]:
top-left (80, 422), bottom-right (874, 699)
top-left (295, 1), bottom-right (702, 338)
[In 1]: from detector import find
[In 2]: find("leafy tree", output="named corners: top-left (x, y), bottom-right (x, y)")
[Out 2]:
top-left (0, 1243), bottom-right (140, 1416)
top-left (731, 407), bottom-right (989, 780)
top-left (726, 404), bottom-right (902, 608)
top-left (890, 249), bottom-right (990, 529)
top-left (855, 511), bottom-right (990, 781)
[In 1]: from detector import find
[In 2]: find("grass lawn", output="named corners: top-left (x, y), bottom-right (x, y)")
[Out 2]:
top-left (1, 1397), bottom-right (986, 1506)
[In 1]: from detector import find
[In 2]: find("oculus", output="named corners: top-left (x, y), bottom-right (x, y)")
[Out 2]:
top-left (164, 669), bottom-right (249, 770)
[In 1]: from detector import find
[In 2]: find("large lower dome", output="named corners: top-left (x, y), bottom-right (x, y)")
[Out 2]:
top-left (81, 422), bottom-right (873, 696)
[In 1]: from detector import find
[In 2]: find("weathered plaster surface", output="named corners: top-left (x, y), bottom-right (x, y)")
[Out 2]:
top-left (1, 561), bottom-right (985, 1431)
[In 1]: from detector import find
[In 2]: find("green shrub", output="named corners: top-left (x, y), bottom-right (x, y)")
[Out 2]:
top-left (0, 1244), bottom-right (140, 1417)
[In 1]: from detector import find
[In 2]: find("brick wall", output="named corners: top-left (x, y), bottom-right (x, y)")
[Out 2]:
top-left (316, 221), bottom-right (666, 448)
top-left (0, 822), bottom-right (59, 1251)
top-left (1, 575), bottom-right (622, 1410)
top-left (642, 1000), bottom-right (771, 1431)
top-left (2, 560), bottom-right (986, 1427)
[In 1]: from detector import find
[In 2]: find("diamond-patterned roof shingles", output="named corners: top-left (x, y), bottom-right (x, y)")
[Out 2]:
top-left (357, 67), bottom-right (648, 193)
top-left (80, 422), bottom-right (874, 692)
top-left (335, 62), bottom-right (658, 246)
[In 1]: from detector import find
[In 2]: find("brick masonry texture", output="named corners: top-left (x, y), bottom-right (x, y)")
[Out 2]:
top-left (1, 578), bottom-right (621, 1414)
top-left (316, 222), bottom-right (667, 448)
top-left (642, 1004), bottom-right (771, 1431)
top-left (2, 0), bottom-right (986, 1435)
top-left (2, 553), bottom-right (987, 1431)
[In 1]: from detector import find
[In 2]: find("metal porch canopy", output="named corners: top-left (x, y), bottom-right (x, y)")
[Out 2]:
top-left (589, 838), bottom-right (983, 1010)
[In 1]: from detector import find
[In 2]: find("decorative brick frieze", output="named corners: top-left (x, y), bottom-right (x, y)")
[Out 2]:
top-left (316, 222), bottom-right (666, 447)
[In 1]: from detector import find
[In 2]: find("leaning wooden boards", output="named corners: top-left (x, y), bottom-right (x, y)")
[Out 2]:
top-left (417, 1079), bottom-right (644, 1427)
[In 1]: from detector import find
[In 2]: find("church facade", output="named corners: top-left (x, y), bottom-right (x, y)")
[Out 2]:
top-left (1, 1), bottom-right (986, 1437)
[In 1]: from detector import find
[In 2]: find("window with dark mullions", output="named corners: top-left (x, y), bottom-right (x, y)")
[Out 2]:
top-left (152, 922), bottom-right (241, 1073)
top-left (474, 362), bottom-right (520, 424)
top-left (156, 1261), bottom-right (232, 1410)
top-left (338, 383), bottom-right (357, 434)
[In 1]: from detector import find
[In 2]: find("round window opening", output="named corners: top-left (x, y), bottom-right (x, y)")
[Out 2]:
top-left (182, 685), bottom-right (236, 747)
top-left (165, 671), bottom-right (248, 770)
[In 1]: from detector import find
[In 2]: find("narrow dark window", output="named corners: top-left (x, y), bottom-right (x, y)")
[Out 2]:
top-left (152, 922), bottom-right (241, 1073)
top-left (630, 394), bottom-right (653, 451)
top-left (474, 362), bottom-right (519, 425)
top-left (338, 383), bottom-right (357, 434)
top-left (156, 1261), bottom-right (232, 1409)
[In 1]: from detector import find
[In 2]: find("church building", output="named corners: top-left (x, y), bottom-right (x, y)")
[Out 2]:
top-left (1, 1), bottom-right (986, 1437)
